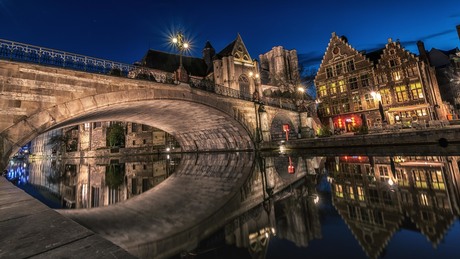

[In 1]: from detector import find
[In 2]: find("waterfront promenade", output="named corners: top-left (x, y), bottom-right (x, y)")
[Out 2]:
top-left (0, 176), bottom-right (135, 258)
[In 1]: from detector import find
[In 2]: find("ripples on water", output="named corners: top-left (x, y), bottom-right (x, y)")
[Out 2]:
top-left (5, 152), bottom-right (460, 259)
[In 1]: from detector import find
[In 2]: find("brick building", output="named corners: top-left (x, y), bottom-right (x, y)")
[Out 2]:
top-left (315, 33), bottom-right (448, 132)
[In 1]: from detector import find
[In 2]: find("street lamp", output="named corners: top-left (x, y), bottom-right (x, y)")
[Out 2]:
top-left (251, 72), bottom-right (264, 145)
top-left (371, 91), bottom-right (386, 123)
top-left (171, 31), bottom-right (190, 81)
top-left (297, 86), bottom-right (305, 138)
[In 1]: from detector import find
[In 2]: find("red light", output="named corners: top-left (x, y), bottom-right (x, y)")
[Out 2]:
top-left (288, 157), bottom-right (295, 174)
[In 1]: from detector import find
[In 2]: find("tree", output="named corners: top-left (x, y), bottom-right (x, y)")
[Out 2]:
top-left (106, 123), bottom-right (125, 147)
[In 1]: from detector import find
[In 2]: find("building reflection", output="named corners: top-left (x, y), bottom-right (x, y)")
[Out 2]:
top-left (214, 155), bottom-right (323, 258)
top-left (14, 155), bottom-right (180, 209)
top-left (328, 155), bottom-right (460, 259)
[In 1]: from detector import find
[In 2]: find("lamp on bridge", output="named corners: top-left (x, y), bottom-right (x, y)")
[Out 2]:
top-left (251, 71), bottom-right (264, 145)
top-left (171, 31), bottom-right (189, 82)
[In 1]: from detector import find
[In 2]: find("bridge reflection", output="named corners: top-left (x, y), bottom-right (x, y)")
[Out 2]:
top-left (5, 153), bottom-right (460, 258)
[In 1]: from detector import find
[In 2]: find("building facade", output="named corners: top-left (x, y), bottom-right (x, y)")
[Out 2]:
top-left (315, 33), bottom-right (448, 132)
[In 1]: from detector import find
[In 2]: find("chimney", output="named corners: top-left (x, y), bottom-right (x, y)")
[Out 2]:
top-left (417, 40), bottom-right (429, 65)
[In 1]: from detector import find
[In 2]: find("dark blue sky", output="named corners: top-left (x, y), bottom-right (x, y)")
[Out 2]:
top-left (1, 0), bottom-right (459, 69)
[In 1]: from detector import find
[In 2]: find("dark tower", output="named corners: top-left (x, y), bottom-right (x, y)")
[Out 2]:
top-left (417, 40), bottom-right (429, 65)
top-left (202, 41), bottom-right (215, 74)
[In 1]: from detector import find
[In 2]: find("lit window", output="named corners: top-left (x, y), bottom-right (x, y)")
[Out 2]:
top-left (410, 82), bottom-right (424, 100)
top-left (348, 186), bottom-right (355, 200)
top-left (329, 82), bottom-right (337, 94)
top-left (392, 71), bottom-right (401, 81)
top-left (357, 186), bottom-right (365, 201)
top-left (352, 95), bottom-right (362, 111)
top-left (318, 85), bottom-right (327, 97)
top-left (395, 85), bottom-right (409, 102)
top-left (364, 93), bottom-right (375, 109)
top-left (335, 184), bottom-right (344, 198)
top-left (338, 80), bottom-right (346, 93)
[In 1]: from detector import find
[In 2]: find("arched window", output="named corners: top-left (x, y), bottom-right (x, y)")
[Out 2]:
top-left (238, 75), bottom-right (250, 97)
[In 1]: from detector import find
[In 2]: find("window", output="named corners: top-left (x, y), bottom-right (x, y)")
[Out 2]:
top-left (326, 67), bottom-right (333, 78)
top-left (335, 63), bottom-right (343, 76)
top-left (346, 60), bottom-right (355, 72)
top-left (338, 80), bottom-right (346, 93)
top-left (352, 95), bottom-right (362, 111)
top-left (93, 122), bottom-right (101, 129)
top-left (335, 184), bottom-right (344, 198)
top-left (380, 88), bottom-right (391, 105)
top-left (348, 186), bottom-right (355, 200)
top-left (377, 74), bottom-right (387, 84)
top-left (378, 165), bottom-right (390, 183)
top-left (143, 139), bottom-right (146, 144)
top-left (412, 169), bottom-right (428, 189)
top-left (329, 82), bottom-right (337, 95)
top-left (389, 59), bottom-right (399, 68)
top-left (392, 71), bottom-right (402, 81)
top-left (360, 74), bottom-right (370, 87)
top-left (430, 170), bottom-right (445, 190)
top-left (395, 85), bottom-right (409, 102)
top-left (364, 93), bottom-right (375, 109)
top-left (407, 66), bottom-right (418, 77)
top-left (132, 140), bottom-right (136, 146)
top-left (341, 97), bottom-right (350, 113)
top-left (357, 186), bottom-right (365, 201)
top-left (132, 123), bottom-right (138, 132)
top-left (410, 82), bottom-right (424, 100)
top-left (349, 77), bottom-right (358, 90)
top-left (395, 169), bottom-right (409, 187)
top-left (348, 205), bottom-right (357, 219)
top-left (84, 123), bottom-right (90, 131)
top-left (331, 99), bottom-right (340, 115)
top-left (142, 124), bottom-right (149, 131)
top-left (318, 85), bottom-right (327, 97)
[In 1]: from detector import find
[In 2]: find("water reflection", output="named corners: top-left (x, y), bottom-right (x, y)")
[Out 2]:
top-left (5, 153), bottom-right (460, 259)
top-left (6, 155), bottom-right (180, 209)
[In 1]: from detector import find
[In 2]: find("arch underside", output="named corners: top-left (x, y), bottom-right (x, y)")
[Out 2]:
top-left (48, 99), bottom-right (254, 152)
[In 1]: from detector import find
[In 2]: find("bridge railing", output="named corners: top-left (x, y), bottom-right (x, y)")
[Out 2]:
top-left (0, 38), bottom-right (299, 112)
top-left (0, 38), bottom-right (134, 76)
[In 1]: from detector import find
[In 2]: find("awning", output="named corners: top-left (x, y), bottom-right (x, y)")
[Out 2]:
top-left (387, 103), bottom-right (429, 112)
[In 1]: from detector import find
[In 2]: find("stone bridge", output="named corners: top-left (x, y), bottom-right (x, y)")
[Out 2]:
top-left (0, 59), bottom-right (311, 169)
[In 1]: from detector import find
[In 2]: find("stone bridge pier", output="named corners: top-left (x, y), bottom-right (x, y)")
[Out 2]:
top-left (0, 60), bottom-right (305, 169)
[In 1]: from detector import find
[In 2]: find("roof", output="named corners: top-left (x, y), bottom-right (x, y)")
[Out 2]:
top-left (215, 39), bottom-right (237, 59)
top-left (204, 41), bottom-right (214, 49)
top-left (140, 50), bottom-right (209, 77)
top-left (364, 48), bottom-right (385, 65)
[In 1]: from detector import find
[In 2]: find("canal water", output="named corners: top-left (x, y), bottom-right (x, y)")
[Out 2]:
top-left (4, 151), bottom-right (460, 259)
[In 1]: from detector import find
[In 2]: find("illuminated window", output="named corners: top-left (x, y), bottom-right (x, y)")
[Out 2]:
top-left (430, 170), bottom-right (445, 190)
top-left (378, 165), bottom-right (390, 183)
top-left (349, 77), bottom-right (358, 90)
top-left (330, 82), bottom-right (337, 94)
top-left (348, 186), bottom-right (355, 200)
top-left (338, 80), bottom-right (346, 93)
top-left (357, 186), bottom-right (365, 201)
top-left (410, 82), bottom-right (424, 100)
top-left (380, 88), bottom-right (391, 104)
top-left (395, 85), bottom-right (409, 102)
top-left (352, 95), bottom-right (362, 111)
top-left (318, 85), bottom-right (327, 97)
top-left (412, 169), bottom-right (428, 189)
top-left (395, 169), bottom-right (409, 187)
top-left (335, 184), bottom-right (344, 198)
top-left (84, 123), bottom-right (90, 131)
top-left (364, 93), bottom-right (375, 109)
top-left (392, 71), bottom-right (401, 81)
top-left (419, 193), bottom-right (430, 206)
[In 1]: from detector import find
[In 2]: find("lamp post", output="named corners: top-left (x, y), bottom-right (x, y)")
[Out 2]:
top-left (171, 31), bottom-right (189, 82)
top-left (251, 71), bottom-right (263, 145)
top-left (371, 91), bottom-right (386, 123)
top-left (297, 86), bottom-right (305, 138)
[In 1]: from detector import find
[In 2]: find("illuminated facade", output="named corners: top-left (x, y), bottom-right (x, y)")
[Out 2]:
top-left (315, 33), bottom-right (447, 132)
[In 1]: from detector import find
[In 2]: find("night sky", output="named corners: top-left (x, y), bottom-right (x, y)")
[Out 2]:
top-left (0, 0), bottom-right (459, 69)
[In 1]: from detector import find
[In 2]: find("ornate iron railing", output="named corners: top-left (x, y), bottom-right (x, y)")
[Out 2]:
top-left (0, 38), bottom-right (134, 76)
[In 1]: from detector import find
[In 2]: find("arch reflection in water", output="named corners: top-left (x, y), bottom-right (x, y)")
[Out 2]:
top-left (6, 155), bottom-right (180, 209)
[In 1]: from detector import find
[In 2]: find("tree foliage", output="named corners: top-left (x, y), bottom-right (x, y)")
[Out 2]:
top-left (107, 123), bottom-right (125, 147)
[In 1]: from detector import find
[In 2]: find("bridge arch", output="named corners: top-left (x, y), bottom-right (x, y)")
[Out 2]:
top-left (269, 111), bottom-right (297, 141)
